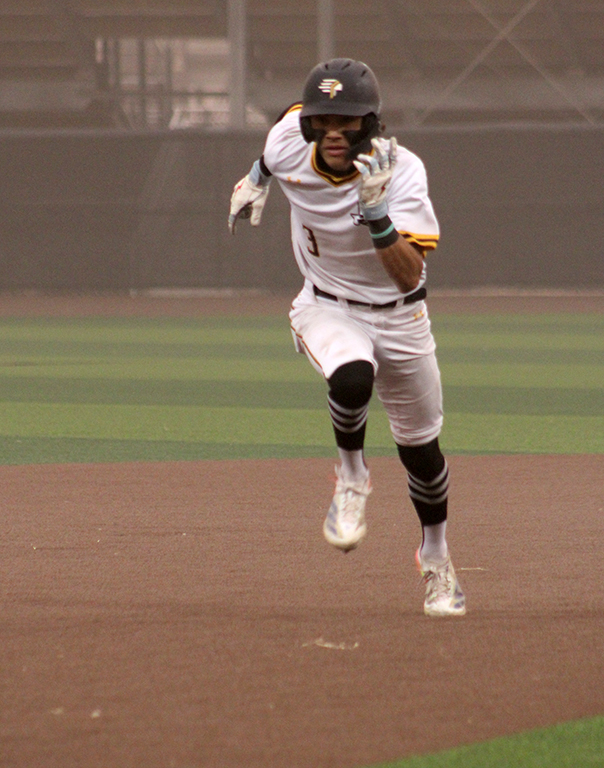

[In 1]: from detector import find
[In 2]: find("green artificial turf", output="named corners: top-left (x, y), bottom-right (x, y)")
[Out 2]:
top-left (0, 312), bottom-right (602, 464)
top-left (368, 715), bottom-right (604, 768)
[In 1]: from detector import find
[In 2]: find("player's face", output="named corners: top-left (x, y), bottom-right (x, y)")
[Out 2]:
top-left (310, 114), bottom-right (363, 172)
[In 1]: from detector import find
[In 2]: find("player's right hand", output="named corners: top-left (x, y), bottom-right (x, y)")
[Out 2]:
top-left (228, 175), bottom-right (270, 234)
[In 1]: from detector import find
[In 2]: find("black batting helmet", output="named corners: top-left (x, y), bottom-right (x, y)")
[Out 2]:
top-left (299, 58), bottom-right (382, 158)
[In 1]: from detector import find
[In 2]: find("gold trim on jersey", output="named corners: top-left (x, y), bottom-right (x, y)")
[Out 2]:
top-left (311, 144), bottom-right (360, 186)
top-left (400, 231), bottom-right (439, 251)
top-left (283, 103), bottom-right (302, 118)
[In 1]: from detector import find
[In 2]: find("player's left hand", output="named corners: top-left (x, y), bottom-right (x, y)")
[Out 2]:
top-left (353, 137), bottom-right (397, 220)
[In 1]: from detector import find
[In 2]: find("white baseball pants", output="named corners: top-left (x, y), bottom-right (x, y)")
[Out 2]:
top-left (289, 280), bottom-right (443, 446)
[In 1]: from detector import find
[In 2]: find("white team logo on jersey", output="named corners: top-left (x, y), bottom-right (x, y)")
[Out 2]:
top-left (318, 79), bottom-right (343, 99)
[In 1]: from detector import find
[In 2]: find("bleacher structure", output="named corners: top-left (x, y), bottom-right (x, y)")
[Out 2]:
top-left (0, 0), bottom-right (603, 129)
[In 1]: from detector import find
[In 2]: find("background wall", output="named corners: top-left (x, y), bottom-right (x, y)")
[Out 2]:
top-left (1, 126), bottom-right (602, 291)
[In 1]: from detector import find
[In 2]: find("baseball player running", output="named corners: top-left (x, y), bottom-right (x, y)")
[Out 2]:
top-left (228, 58), bottom-right (465, 617)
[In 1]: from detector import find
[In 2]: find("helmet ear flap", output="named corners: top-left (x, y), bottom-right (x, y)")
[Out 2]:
top-left (299, 115), bottom-right (318, 144)
top-left (363, 113), bottom-right (382, 139)
top-left (343, 113), bottom-right (382, 160)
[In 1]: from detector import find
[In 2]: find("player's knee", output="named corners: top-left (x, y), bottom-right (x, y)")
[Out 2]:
top-left (397, 437), bottom-right (446, 482)
top-left (328, 360), bottom-right (374, 409)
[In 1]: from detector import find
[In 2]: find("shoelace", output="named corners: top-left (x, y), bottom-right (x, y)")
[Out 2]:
top-left (339, 487), bottom-right (366, 522)
top-left (422, 563), bottom-right (453, 597)
top-left (334, 475), bottom-right (370, 518)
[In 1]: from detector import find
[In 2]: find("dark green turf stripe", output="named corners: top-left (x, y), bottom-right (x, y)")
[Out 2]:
top-left (0, 378), bottom-right (601, 416)
top-left (435, 347), bottom-right (601, 365)
top-left (1, 340), bottom-right (600, 365)
top-left (443, 386), bottom-right (604, 416)
top-left (0, 437), bottom-right (342, 464)
top-left (0, 436), bottom-right (524, 465)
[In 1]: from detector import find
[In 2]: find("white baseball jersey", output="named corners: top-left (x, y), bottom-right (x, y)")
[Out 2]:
top-left (262, 104), bottom-right (440, 305)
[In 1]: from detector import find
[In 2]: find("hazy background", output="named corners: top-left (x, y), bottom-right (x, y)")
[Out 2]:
top-left (0, 0), bottom-right (602, 291)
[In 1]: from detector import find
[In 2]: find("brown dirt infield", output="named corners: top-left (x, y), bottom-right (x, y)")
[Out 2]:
top-left (0, 291), bottom-right (603, 768)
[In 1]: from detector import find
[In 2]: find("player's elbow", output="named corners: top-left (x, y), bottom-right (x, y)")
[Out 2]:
top-left (397, 274), bottom-right (421, 293)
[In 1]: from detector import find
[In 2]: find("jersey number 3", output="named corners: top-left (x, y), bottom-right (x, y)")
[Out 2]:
top-left (303, 225), bottom-right (321, 258)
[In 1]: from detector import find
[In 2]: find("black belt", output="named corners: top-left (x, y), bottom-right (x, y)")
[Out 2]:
top-left (313, 284), bottom-right (426, 309)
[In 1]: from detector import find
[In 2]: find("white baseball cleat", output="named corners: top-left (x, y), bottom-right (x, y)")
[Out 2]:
top-left (416, 547), bottom-right (466, 617)
top-left (323, 467), bottom-right (371, 552)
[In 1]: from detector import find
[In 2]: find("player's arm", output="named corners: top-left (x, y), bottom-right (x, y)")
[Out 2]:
top-left (368, 223), bottom-right (424, 293)
top-left (228, 155), bottom-right (272, 235)
top-left (353, 137), bottom-right (423, 293)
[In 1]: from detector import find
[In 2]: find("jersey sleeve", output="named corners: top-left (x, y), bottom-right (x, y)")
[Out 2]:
top-left (387, 149), bottom-right (440, 252)
top-left (262, 104), bottom-right (307, 177)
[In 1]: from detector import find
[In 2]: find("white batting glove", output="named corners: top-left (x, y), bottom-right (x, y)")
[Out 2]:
top-left (228, 160), bottom-right (271, 235)
top-left (353, 137), bottom-right (398, 220)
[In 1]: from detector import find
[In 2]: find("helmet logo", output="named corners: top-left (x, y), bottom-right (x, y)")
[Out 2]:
top-left (318, 78), bottom-right (343, 98)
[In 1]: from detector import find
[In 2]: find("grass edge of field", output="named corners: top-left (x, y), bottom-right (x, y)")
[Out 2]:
top-left (364, 715), bottom-right (604, 768)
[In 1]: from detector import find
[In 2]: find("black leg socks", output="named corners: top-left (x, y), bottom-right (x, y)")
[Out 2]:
top-left (327, 361), bottom-right (374, 451)
top-left (397, 437), bottom-right (449, 526)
